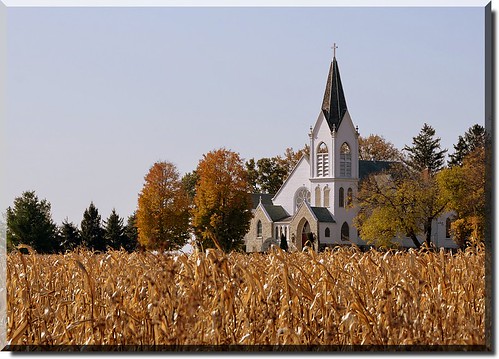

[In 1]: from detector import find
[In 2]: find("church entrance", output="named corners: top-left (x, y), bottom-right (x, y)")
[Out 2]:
top-left (301, 221), bottom-right (313, 249)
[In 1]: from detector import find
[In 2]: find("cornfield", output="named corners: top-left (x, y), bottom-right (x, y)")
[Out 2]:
top-left (6, 245), bottom-right (486, 350)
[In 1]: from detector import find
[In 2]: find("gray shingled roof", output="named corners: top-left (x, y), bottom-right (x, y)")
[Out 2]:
top-left (250, 193), bottom-right (274, 210)
top-left (262, 204), bottom-right (290, 222)
top-left (321, 57), bottom-right (348, 131)
top-left (310, 207), bottom-right (335, 223)
top-left (358, 160), bottom-right (394, 180)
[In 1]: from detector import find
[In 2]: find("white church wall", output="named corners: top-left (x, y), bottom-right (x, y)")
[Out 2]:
top-left (272, 156), bottom-right (311, 215)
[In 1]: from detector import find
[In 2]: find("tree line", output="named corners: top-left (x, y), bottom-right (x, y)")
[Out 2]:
top-left (6, 196), bottom-right (138, 253)
top-left (5, 123), bottom-right (486, 253)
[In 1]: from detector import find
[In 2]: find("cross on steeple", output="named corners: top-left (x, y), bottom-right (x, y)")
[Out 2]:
top-left (331, 43), bottom-right (338, 58)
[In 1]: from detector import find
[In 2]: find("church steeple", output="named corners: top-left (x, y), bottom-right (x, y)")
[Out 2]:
top-left (321, 51), bottom-right (348, 132)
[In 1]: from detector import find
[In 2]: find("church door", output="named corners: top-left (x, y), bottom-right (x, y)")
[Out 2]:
top-left (301, 221), bottom-right (312, 248)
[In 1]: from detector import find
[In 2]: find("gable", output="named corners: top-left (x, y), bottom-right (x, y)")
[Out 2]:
top-left (272, 155), bottom-right (311, 215)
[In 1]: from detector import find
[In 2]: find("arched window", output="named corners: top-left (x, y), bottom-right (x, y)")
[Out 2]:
top-left (257, 220), bottom-right (262, 238)
top-left (323, 186), bottom-right (330, 207)
top-left (339, 187), bottom-right (344, 208)
top-left (316, 142), bottom-right (329, 177)
top-left (325, 227), bottom-right (331, 238)
top-left (294, 187), bottom-right (311, 212)
top-left (340, 142), bottom-right (352, 177)
top-left (346, 188), bottom-right (353, 207)
top-left (445, 217), bottom-right (452, 238)
top-left (315, 186), bottom-right (321, 206)
top-left (341, 222), bottom-right (349, 241)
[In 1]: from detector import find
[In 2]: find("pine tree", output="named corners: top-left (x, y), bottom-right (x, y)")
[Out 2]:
top-left (448, 124), bottom-right (485, 167)
top-left (6, 191), bottom-right (58, 253)
top-left (80, 202), bottom-right (105, 252)
top-left (59, 219), bottom-right (81, 252)
top-left (403, 123), bottom-right (447, 175)
top-left (123, 213), bottom-right (139, 252)
top-left (104, 209), bottom-right (125, 250)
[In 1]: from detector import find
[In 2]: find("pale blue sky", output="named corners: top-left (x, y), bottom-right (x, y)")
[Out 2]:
top-left (3, 6), bottom-right (486, 225)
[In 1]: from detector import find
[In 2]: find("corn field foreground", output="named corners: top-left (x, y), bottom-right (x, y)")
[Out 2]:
top-left (6, 246), bottom-right (486, 350)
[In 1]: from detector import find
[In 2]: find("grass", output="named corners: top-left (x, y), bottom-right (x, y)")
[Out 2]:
top-left (6, 245), bottom-right (485, 347)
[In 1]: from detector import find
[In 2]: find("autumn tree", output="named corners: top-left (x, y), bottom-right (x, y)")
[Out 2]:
top-left (448, 124), bottom-right (486, 167)
top-left (104, 209), bottom-right (126, 250)
top-left (6, 191), bottom-right (58, 253)
top-left (438, 147), bottom-right (485, 247)
top-left (137, 161), bottom-right (190, 251)
top-left (80, 202), bottom-right (105, 251)
top-left (354, 165), bottom-right (447, 248)
top-left (359, 134), bottom-right (403, 161)
top-left (192, 148), bottom-right (252, 252)
top-left (403, 123), bottom-right (447, 175)
top-left (275, 145), bottom-right (309, 175)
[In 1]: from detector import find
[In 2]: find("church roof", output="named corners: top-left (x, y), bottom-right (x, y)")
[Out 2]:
top-left (321, 56), bottom-right (348, 132)
top-left (250, 193), bottom-right (274, 210)
top-left (262, 204), bottom-right (290, 222)
top-left (310, 207), bottom-right (336, 223)
top-left (358, 160), bottom-right (394, 180)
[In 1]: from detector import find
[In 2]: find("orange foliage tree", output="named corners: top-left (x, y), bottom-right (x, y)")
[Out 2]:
top-left (192, 148), bottom-right (252, 252)
top-left (137, 161), bottom-right (190, 250)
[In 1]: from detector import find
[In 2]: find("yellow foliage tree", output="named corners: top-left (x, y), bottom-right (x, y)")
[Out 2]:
top-left (354, 164), bottom-right (447, 248)
top-left (137, 161), bottom-right (190, 250)
top-left (358, 134), bottom-right (403, 161)
top-left (192, 148), bottom-right (252, 252)
top-left (437, 147), bottom-right (485, 247)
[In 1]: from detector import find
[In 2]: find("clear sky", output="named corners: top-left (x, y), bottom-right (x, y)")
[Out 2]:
top-left (3, 6), bottom-right (486, 225)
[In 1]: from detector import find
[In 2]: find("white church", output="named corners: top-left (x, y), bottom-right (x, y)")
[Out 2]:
top-left (244, 52), bottom-right (458, 252)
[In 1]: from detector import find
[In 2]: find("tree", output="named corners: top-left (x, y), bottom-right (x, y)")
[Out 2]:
top-left (438, 147), bottom-right (485, 247)
top-left (448, 124), bottom-right (486, 167)
top-left (80, 202), bottom-right (105, 251)
top-left (245, 157), bottom-right (288, 194)
top-left (275, 145), bottom-right (309, 175)
top-left (59, 219), bottom-right (81, 252)
top-left (6, 191), bottom-right (58, 253)
top-left (403, 123), bottom-right (447, 175)
top-left (104, 209), bottom-right (126, 250)
top-left (246, 145), bottom-right (309, 195)
top-left (137, 161), bottom-right (190, 251)
top-left (354, 164), bottom-right (447, 248)
top-left (123, 212), bottom-right (139, 252)
top-left (181, 171), bottom-right (199, 206)
top-left (192, 148), bottom-right (252, 252)
top-left (359, 134), bottom-right (403, 161)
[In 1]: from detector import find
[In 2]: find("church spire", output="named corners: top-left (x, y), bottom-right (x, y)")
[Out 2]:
top-left (321, 46), bottom-right (348, 132)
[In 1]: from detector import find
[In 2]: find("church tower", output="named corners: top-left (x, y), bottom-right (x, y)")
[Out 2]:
top-left (309, 49), bottom-right (359, 242)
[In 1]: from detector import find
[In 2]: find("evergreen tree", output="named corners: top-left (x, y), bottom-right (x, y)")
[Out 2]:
top-left (123, 212), bottom-right (139, 252)
top-left (181, 171), bottom-right (199, 206)
top-left (80, 202), bottom-right (105, 251)
top-left (104, 209), bottom-right (125, 250)
top-left (59, 219), bottom-right (81, 252)
top-left (403, 123), bottom-right (447, 176)
top-left (448, 124), bottom-right (486, 167)
top-left (6, 191), bottom-right (58, 253)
